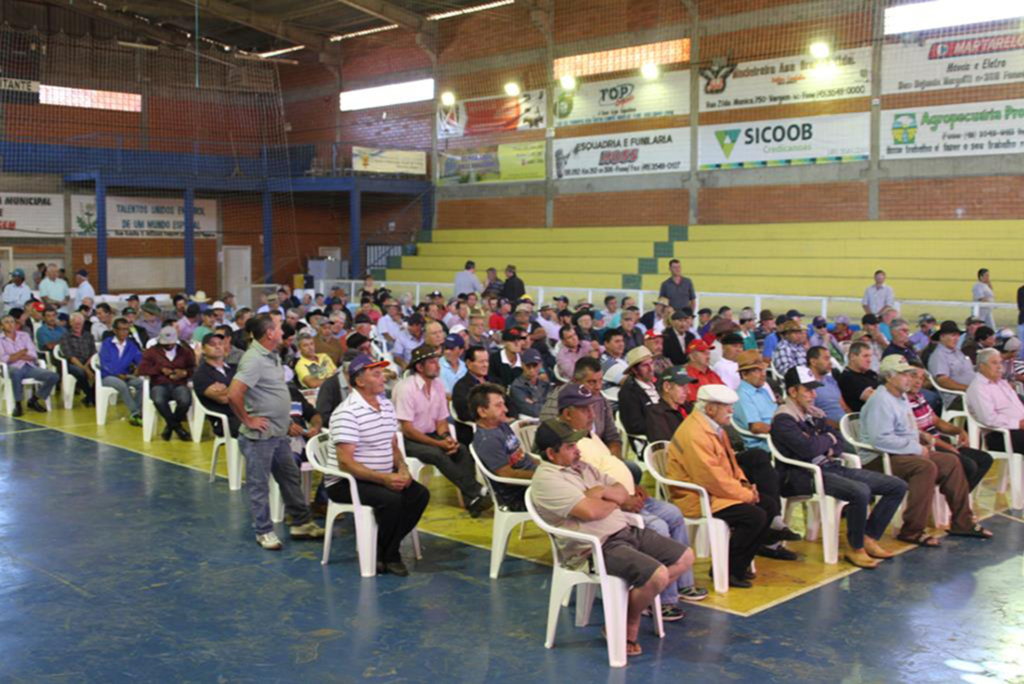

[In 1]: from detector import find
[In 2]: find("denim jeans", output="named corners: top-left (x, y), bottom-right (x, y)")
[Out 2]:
top-left (102, 376), bottom-right (143, 415)
top-left (821, 462), bottom-right (907, 549)
top-left (7, 364), bottom-right (59, 403)
top-left (151, 383), bottom-right (192, 428)
top-left (239, 435), bottom-right (311, 535)
top-left (640, 496), bottom-right (694, 605)
top-left (65, 363), bottom-right (93, 396)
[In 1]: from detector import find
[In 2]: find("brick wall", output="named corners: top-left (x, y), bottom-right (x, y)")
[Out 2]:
top-left (700, 183), bottom-right (869, 224)
top-left (554, 189), bottom-right (688, 226)
top-left (879, 178), bottom-right (1024, 221)
top-left (437, 196), bottom-right (545, 229)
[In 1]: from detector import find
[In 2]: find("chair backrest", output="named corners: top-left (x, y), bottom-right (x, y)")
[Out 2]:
top-left (305, 430), bottom-right (362, 506)
top-left (449, 398), bottom-right (477, 433)
top-left (470, 443), bottom-right (530, 488)
top-left (523, 486), bottom-right (577, 570)
top-left (511, 417), bottom-right (540, 455)
top-left (730, 417), bottom-right (757, 439)
top-left (52, 345), bottom-right (66, 361)
top-left (89, 353), bottom-right (101, 375)
top-left (644, 440), bottom-right (671, 480)
top-left (926, 368), bottom-right (965, 399)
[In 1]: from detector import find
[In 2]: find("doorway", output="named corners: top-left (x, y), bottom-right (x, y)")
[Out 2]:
top-left (222, 246), bottom-right (252, 308)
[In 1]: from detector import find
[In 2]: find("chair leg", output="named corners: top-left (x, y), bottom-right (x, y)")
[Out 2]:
top-left (1007, 454), bottom-right (1023, 510)
top-left (545, 574), bottom-right (570, 649)
top-left (599, 577), bottom-right (629, 668)
top-left (269, 481), bottom-right (284, 523)
top-left (489, 512), bottom-right (515, 579)
top-left (353, 508), bottom-right (379, 578)
top-left (227, 439), bottom-right (242, 491)
top-left (411, 529), bottom-right (423, 560)
top-left (805, 501), bottom-right (821, 542)
top-left (321, 504), bottom-right (342, 565)
top-left (574, 583), bottom-right (597, 627)
top-left (709, 519), bottom-right (731, 594)
top-left (191, 407), bottom-right (203, 443)
top-left (209, 439), bottom-right (224, 483)
top-left (96, 393), bottom-right (108, 425)
top-left (820, 498), bottom-right (842, 565)
top-left (142, 402), bottom-right (155, 442)
top-left (651, 594), bottom-right (665, 638)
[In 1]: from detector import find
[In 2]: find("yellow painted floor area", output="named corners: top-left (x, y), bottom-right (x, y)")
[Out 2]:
top-left (17, 403), bottom-right (1011, 618)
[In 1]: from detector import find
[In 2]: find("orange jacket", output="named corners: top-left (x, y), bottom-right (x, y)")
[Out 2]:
top-left (666, 411), bottom-right (755, 517)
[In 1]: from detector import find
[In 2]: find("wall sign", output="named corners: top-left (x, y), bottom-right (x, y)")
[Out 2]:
top-left (438, 141), bottom-right (546, 185)
top-left (0, 193), bottom-right (64, 238)
top-left (882, 99), bottom-right (1024, 159)
top-left (882, 29), bottom-right (1024, 95)
top-left (72, 195), bottom-right (219, 238)
top-left (699, 113), bottom-right (870, 169)
top-left (438, 90), bottom-right (546, 138)
top-left (552, 127), bottom-right (690, 179)
top-left (352, 147), bottom-right (427, 175)
top-left (554, 70), bottom-right (689, 127)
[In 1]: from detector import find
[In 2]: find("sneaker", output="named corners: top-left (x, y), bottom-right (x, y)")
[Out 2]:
top-left (289, 521), bottom-right (325, 539)
top-left (128, 414), bottom-right (143, 427)
top-left (679, 586), bottom-right (709, 602)
top-left (385, 561), bottom-right (409, 577)
top-left (256, 531), bottom-right (283, 550)
top-left (466, 495), bottom-right (491, 518)
top-left (642, 605), bottom-right (686, 622)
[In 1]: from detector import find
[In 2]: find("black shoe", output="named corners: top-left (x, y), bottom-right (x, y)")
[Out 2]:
top-left (27, 397), bottom-right (46, 413)
top-left (743, 568), bottom-right (757, 580)
top-left (161, 425), bottom-right (173, 441)
top-left (775, 527), bottom-right (803, 542)
top-left (12, 402), bottom-right (23, 417)
top-left (173, 426), bottom-right (191, 441)
top-left (758, 545), bottom-right (800, 561)
top-left (728, 575), bottom-right (753, 589)
top-left (376, 561), bottom-right (388, 575)
top-left (467, 495), bottom-right (493, 518)
top-left (83, 396), bottom-right (95, 408)
top-left (385, 561), bottom-right (409, 577)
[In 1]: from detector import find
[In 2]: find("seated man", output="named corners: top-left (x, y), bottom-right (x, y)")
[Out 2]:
top-left (192, 333), bottom-right (241, 438)
top-left (712, 332), bottom-right (745, 391)
top-left (619, 310), bottom-right (644, 352)
top-left (928, 320), bottom-right (975, 412)
top-left (313, 317), bottom-right (344, 366)
top-left (839, 341), bottom-right (880, 412)
top-left (452, 345), bottom-right (490, 446)
top-left (910, 314), bottom-right (937, 352)
top-left (90, 303), bottom-right (115, 343)
top-left (733, 351), bottom-right (776, 451)
top-left (771, 366), bottom-right (907, 569)
top-left (967, 347), bottom-right (1024, 456)
top-left (771, 320), bottom-right (807, 376)
top-left (882, 318), bottom-right (921, 364)
top-left (619, 346), bottom-right (659, 439)
top-left (329, 354), bottom-right (430, 577)
top-left (910, 362), bottom-right (992, 492)
top-left (35, 306), bottom-right (65, 353)
top-left (962, 325), bottom-right (996, 366)
top-left (470, 383), bottom-right (536, 510)
top-left (644, 329), bottom-right (672, 376)
top-left (137, 327), bottom-right (195, 441)
top-left (0, 314), bottom-right (59, 415)
top-left (294, 333), bottom-right (336, 391)
top-left (60, 312), bottom-right (97, 407)
top-left (395, 345), bottom-right (490, 517)
top-left (98, 318), bottom-right (144, 426)
top-left (531, 418), bottom-right (694, 656)
top-left (683, 339), bottom-right (723, 404)
top-left (599, 329), bottom-right (629, 388)
top-left (392, 313), bottom-right (426, 370)
top-left (439, 334), bottom-right (467, 395)
top-left (509, 348), bottom-right (551, 419)
top-left (539, 357), bottom-right (625, 459)
top-left (861, 355), bottom-right (991, 546)
top-left (663, 309), bottom-right (696, 366)
top-left (807, 345), bottom-right (848, 426)
top-left (645, 366), bottom-right (696, 443)
top-left (555, 324), bottom-right (598, 380)
top-left (857, 314), bottom-right (887, 370)
top-left (487, 327), bottom-right (526, 388)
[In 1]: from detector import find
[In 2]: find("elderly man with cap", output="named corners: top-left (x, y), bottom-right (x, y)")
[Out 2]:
top-left (294, 333), bottom-right (336, 391)
top-left (487, 326), bottom-right (526, 388)
top-left (712, 332), bottom-right (745, 391)
top-left (193, 332), bottom-right (240, 439)
top-left (667, 385), bottom-right (770, 588)
top-left (531, 417), bottom-right (695, 654)
top-left (663, 308), bottom-right (696, 366)
top-left (395, 345), bottom-right (490, 517)
top-left (645, 366), bottom-right (696, 443)
top-left (540, 357), bottom-right (625, 457)
top-left (509, 348), bottom-right (551, 419)
top-left (0, 313), bottom-right (59, 416)
top-left (192, 307), bottom-right (218, 346)
top-left (967, 347), bottom-right (1024, 457)
top-left (860, 355), bottom-right (991, 546)
top-left (137, 326), bottom-right (195, 441)
top-left (928, 320), bottom-right (975, 411)
top-left (619, 346), bottom-right (660, 441)
top-left (313, 317), bottom-right (344, 366)
top-left (439, 333), bottom-right (467, 395)
top-left (72, 269), bottom-right (96, 312)
top-left (771, 366), bottom-right (906, 568)
top-left (644, 329), bottom-right (673, 377)
top-left (392, 313), bottom-right (426, 370)
top-left (137, 301), bottom-right (164, 340)
top-left (683, 339), bottom-right (722, 405)
top-left (2, 268), bottom-right (32, 312)
top-left (910, 313), bottom-right (937, 352)
top-left (328, 352), bottom-right (428, 576)
top-left (771, 320), bottom-right (808, 376)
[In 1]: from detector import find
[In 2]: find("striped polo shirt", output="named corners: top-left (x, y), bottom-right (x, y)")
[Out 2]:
top-left (328, 389), bottom-right (397, 485)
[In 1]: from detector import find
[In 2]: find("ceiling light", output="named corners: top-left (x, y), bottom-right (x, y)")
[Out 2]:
top-left (641, 63), bottom-right (659, 80)
top-left (504, 82), bottom-right (521, 97)
top-left (256, 45), bottom-right (305, 58)
top-left (559, 74), bottom-right (576, 90)
top-left (340, 78), bottom-right (435, 112)
top-left (809, 42), bottom-right (830, 59)
top-left (440, 91), bottom-right (456, 107)
top-left (427, 0), bottom-right (514, 21)
top-left (885, 0), bottom-right (1024, 34)
top-left (330, 24), bottom-right (399, 42)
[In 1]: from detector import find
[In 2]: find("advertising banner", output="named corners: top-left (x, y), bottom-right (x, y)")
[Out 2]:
top-left (72, 195), bottom-right (219, 238)
top-left (554, 70), bottom-right (689, 127)
top-left (552, 127), bottom-right (689, 179)
top-left (438, 90), bottom-right (546, 138)
top-left (352, 147), bottom-right (427, 175)
top-left (882, 29), bottom-right (1024, 95)
top-left (699, 112), bottom-right (870, 169)
top-left (699, 48), bottom-right (871, 112)
top-left (0, 193), bottom-right (64, 238)
top-left (882, 99), bottom-right (1024, 159)
top-left (438, 141), bottom-right (545, 185)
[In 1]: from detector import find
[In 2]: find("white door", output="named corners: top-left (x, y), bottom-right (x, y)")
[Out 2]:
top-left (223, 246), bottom-right (252, 308)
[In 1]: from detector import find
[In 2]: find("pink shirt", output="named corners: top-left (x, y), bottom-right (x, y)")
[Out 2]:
top-left (966, 373), bottom-right (1024, 430)
top-left (394, 373), bottom-right (450, 435)
top-left (0, 330), bottom-right (38, 369)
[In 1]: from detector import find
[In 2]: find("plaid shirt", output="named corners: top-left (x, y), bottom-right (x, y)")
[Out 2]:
top-left (773, 339), bottom-right (807, 376)
top-left (61, 330), bottom-right (96, 363)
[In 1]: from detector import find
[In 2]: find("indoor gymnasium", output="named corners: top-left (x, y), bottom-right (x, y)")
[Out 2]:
top-left (0, 0), bottom-right (1023, 681)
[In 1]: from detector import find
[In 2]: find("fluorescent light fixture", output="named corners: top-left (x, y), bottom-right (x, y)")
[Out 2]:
top-left (427, 0), bottom-right (514, 21)
top-left (117, 40), bottom-right (158, 51)
top-left (504, 81), bottom-right (521, 96)
top-left (809, 42), bottom-right (830, 59)
top-left (40, 85), bottom-right (142, 112)
top-left (330, 24), bottom-right (399, 42)
top-left (554, 39), bottom-right (690, 79)
top-left (440, 91), bottom-right (456, 106)
top-left (641, 63), bottom-right (660, 80)
top-left (885, 0), bottom-right (1024, 35)
top-left (340, 78), bottom-right (435, 111)
top-left (256, 45), bottom-right (305, 58)
top-left (559, 74), bottom-right (576, 90)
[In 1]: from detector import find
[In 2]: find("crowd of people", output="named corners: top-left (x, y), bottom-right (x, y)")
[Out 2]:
top-left (1, 261), bottom-right (1019, 654)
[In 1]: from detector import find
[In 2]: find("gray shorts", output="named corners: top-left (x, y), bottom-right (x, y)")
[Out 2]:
top-left (601, 526), bottom-right (686, 588)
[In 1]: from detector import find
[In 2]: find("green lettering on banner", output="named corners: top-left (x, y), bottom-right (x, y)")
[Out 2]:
top-left (1004, 104), bottom-right (1024, 120)
top-left (922, 108), bottom-right (1002, 131)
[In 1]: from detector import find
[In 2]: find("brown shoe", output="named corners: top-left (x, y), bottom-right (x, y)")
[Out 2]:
top-left (844, 549), bottom-right (881, 569)
top-left (864, 537), bottom-right (894, 559)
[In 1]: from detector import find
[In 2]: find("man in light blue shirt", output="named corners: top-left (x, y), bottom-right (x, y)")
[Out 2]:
top-left (439, 334), bottom-right (467, 395)
top-left (807, 345), bottom-right (847, 425)
top-left (453, 261), bottom-right (482, 297)
top-left (732, 350), bottom-right (777, 450)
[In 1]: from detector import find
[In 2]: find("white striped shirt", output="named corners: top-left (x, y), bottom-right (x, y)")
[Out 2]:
top-left (328, 390), bottom-right (397, 485)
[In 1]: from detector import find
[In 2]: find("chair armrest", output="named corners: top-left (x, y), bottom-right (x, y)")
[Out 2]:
top-left (646, 469), bottom-right (715, 521)
top-left (840, 453), bottom-right (862, 468)
top-left (542, 523), bottom-right (609, 574)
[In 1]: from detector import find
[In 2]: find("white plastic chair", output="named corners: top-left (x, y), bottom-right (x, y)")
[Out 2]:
top-left (141, 377), bottom-right (193, 443)
top-left (927, 369), bottom-right (968, 425)
top-left (524, 487), bottom-right (664, 668)
top-left (90, 354), bottom-right (121, 425)
top-left (600, 386), bottom-right (620, 404)
top-left (510, 417), bottom-right (540, 457)
top-left (644, 440), bottom-right (733, 594)
top-left (305, 431), bottom-right (421, 575)
top-left (52, 345), bottom-right (77, 410)
top-left (1, 359), bottom-right (53, 416)
top-left (966, 406), bottom-right (1023, 510)
top-left (193, 389), bottom-right (243, 491)
top-left (469, 444), bottom-right (533, 579)
top-left (449, 398), bottom-right (476, 437)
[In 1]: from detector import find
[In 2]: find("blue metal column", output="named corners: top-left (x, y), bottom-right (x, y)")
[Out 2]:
top-left (96, 177), bottom-right (108, 294)
top-left (184, 186), bottom-right (196, 294)
top-left (421, 187), bottom-right (433, 232)
top-left (349, 187), bottom-right (362, 278)
top-left (262, 191), bottom-right (273, 284)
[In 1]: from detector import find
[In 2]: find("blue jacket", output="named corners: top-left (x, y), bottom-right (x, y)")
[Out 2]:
top-left (99, 337), bottom-right (142, 376)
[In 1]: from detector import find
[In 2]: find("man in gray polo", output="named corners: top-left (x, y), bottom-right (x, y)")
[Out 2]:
top-left (228, 313), bottom-right (324, 550)
top-left (927, 320), bottom-right (975, 410)
top-left (659, 259), bottom-right (696, 313)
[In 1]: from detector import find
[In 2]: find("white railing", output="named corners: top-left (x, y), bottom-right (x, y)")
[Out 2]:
top-left (316, 279), bottom-right (1021, 328)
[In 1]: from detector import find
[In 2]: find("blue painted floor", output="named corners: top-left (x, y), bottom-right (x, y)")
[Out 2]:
top-left (1, 416), bottom-right (1023, 683)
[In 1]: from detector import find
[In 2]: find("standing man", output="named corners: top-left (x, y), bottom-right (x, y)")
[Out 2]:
top-left (1017, 279), bottom-right (1024, 360)
top-left (454, 260), bottom-right (483, 297)
top-left (2, 269), bottom-right (32, 313)
top-left (38, 264), bottom-right (70, 314)
top-left (659, 259), bottom-right (696, 314)
top-left (227, 314), bottom-right (325, 550)
top-left (501, 265), bottom-right (525, 303)
top-left (73, 270), bottom-right (96, 312)
top-left (973, 268), bottom-right (995, 329)
top-left (862, 270), bottom-right (895, 315)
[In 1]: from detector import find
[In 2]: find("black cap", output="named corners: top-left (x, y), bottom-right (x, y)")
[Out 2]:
top-left (698, 308), bottom-right (712, 316)
top-left (938, 320), bottom-right (962, 336)
top-left (354, 313), bottom-right (372, 325)
top-left (671, 309), bottom-right (693, 321)
top-left (201, 332), bottom-right (224, 346)
top-left (407, 313), bottom-right (426, 326)
top-left (186, 303), bottom-right (201, 317)
top-left (784, 366), bottom-right (823, 391)
top-left (720, 332), bottom-right (744, 346)
top-left (861, 313), bottom-right (879, 326)
top-left (534, 419), bottom-right (588, 455)
top-left (502, 327), bottom-right (527, 341)
top-left (786, 309), bottom-right (804, 318)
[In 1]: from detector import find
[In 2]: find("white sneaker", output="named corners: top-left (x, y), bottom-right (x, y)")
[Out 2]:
top-left (256, 531), bottom-right (283, 550)
top-left (289, 521), bottom-right (325, 539)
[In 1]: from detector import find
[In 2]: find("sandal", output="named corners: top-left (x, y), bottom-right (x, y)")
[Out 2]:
top-left (948, 524), bottom-right (993, 539)
top-left (602, 628), bottom-right (643, 657)
top-left (897, 533), bottom-right (941, 547)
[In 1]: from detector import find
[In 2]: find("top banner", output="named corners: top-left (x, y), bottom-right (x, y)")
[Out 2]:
top-left (0, 193), bottom-right (64, 238)
top-left (72, 195), bottom-right (219, 239)
top-left (554, 70), bottom-right (689, 127)
top-left (882, 29), bottom-right (1024, 95)
top-left (352, 147), bottom-right (427, 175)
top-left (438, 90), bottom-right (546, 139)
top-left (699, 48), bottom-right (871, 112)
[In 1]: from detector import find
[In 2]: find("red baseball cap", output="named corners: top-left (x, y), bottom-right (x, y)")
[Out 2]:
top-left (644, 329), bottom-right (662, 339)
top-left (687, 339), bottom-right (711, 354)
top-left (29, 301), bottom-right (45, 312)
